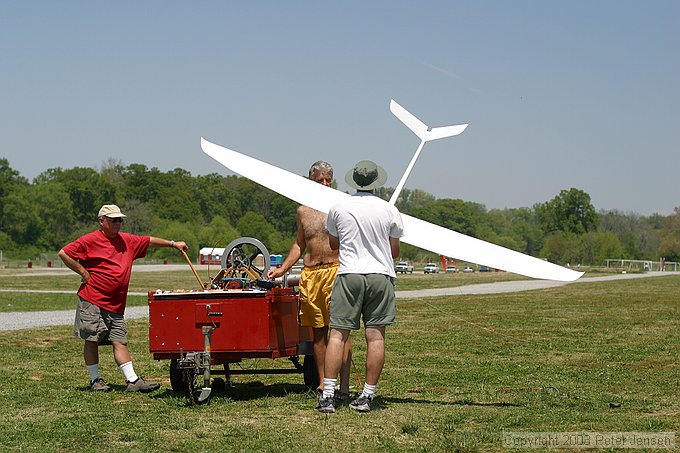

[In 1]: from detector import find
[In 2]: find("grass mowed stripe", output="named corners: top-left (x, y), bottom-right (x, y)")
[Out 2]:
top-left (0, 276), bottom-right (677, 451)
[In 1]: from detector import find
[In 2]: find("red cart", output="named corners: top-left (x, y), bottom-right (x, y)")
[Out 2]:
top-left (148, 237), bottom-right (318, 404)
top-left (149, 287), bottom-right (316, 404)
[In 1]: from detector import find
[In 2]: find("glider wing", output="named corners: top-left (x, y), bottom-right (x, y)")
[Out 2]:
top-left (201, 137), bottom-right (348, 213)
top-left (401, 214), bottom-right (583, 281)
top-left (201, 138), bottom-right (583, 282)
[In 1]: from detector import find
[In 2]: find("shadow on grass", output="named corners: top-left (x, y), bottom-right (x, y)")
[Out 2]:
top-left (378, 396), bottom-right (523, 409)
top-left (146, 381), bottom-right (524, 410)
top-left (76, 383), bottom-right (164, 394)
top-left (151, 380), bottom-right (312, 403)
top-left (74, 378), bottom-right (524, 410)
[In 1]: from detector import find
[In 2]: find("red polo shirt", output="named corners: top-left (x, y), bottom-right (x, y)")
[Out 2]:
top-left (62, 230), bottom-right (150, 314)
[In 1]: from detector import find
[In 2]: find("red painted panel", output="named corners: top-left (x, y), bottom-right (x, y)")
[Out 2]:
top-left (148, 288), bottom-right (301, 358)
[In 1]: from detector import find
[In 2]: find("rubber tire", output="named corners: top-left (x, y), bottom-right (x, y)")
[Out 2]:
top-left (303, 354), bottom-right (319, 390)
top-left (170, 359), bottom-right (187, 393)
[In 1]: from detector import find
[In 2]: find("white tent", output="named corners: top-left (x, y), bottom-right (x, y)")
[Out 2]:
top-left (199, 247), bottom-right (225, 265)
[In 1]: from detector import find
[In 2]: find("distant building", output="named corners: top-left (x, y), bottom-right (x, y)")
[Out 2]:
top-left (199, 247), bottom-right (225, 265)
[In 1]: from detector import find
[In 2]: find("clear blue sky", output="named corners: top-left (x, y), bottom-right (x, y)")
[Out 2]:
top-left (1, 1), bottom-right (678, 216)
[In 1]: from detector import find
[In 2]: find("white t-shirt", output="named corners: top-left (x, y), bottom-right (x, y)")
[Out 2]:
top-left (326, 192), bottom-right (404, 277)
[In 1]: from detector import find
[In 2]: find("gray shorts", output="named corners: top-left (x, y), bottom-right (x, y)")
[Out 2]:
top-left (73, 297), bottom-right (128, 344)
top-left (329, 273), bottom-right (396, 330)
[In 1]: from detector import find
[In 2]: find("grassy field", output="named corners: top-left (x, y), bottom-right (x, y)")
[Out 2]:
top-left (0, 273), bottom-right (677, 451)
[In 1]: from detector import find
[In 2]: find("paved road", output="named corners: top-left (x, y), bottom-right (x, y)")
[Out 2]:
top-left (0, 271), bottom-right (675, 332)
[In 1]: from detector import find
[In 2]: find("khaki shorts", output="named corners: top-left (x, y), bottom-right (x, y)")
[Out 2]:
top-left (73, 297), bottom-right (128, 344)
top-left (329, 273), bottom-right (396, 330)
top-left (299, 263), bottom-right (338, 329)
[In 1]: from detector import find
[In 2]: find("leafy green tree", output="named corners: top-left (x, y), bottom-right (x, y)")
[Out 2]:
top-left (36, 167), bottom-right (116, 223)
top-left (121, 164), bottom-right (163, 204)
top-left (536, 188), bottom-right (598, 234)
top-left (225, 177), bottom-right (275, 220)
top-left (540, 232), bottom-right (582, 265)
top-left (0, 158), bottom-right (29, 235)
top-left (121, 199), bottom-right (155, 235)
top-left (411, 198), bottom-right (481, 237)
top-left (374, 187), bottom-right (437, 213)
top-left (268, 195), bottom-right (298, 237)
top-left (397, 188), bottom-right (436, 213)
top-left (0, 158), bottom-right (27, 191)
top-left (658, 207), bottom-right (680, 262)
top-left (372, 186), bottom-right (390, 202)
top-left (148, 220), bottom-right (198, 261)
top-left (197, 215), bottom-right (240, 249)
top-left (508, 207), bottom-right (545, 256)
top-left (153, 168), bottom-right (203, 223)
top-left (236, 211), bottom-right (276, 248)
top-left (99, 158), bottom-right (126, 201)
top-left (2, 185), bottom-right (43, 245)
top-left (32, 181), bottom-right (76, 248)
top-left (598, 209), bottom-right (658, 259)
top-left (395, 242), bottom-right (422, 262)
top-left (195, 173), bottom-right (242, 225)
top-left (580, 231), bottom-right (625, 265)
top-left (0, 231), bottom-right (15, 251)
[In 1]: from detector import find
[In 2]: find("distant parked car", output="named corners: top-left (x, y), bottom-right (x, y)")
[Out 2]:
top-left (395, 261), bottom-right (414, 274)
top-left (424, 263), bottom-right (440, 274)
top-left (445, 266), bottom-right (457, 273)
top-left (479, 265), bottom-right (493, 272)
top-left (463, 266), bottom-right (474, 273)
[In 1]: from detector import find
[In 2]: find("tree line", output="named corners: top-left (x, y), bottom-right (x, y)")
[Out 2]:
top-left (1, 157), bottom-right (678, 265)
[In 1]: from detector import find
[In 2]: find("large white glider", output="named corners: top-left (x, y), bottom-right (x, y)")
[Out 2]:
top-left (201, 101), bottom-right (583, 282)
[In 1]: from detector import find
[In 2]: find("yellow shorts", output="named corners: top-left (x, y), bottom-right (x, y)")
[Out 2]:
top-left (299, 263), bottom-right (338, 328)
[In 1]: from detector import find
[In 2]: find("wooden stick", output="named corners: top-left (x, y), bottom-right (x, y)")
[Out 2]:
top-left (181, 250), bottom-right (204, 289)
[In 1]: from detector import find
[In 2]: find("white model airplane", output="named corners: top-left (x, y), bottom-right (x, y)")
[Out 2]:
top-left (201, 100), bottom-right (583, 282)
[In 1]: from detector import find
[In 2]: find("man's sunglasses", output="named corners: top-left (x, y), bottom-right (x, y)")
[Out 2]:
top-left (105, 217), bottom-right (124, 223)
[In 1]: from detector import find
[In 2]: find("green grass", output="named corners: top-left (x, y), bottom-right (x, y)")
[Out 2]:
top-left (0, 275), bottom-right (678, 451)
top-left (394, 270), bottom-right (526, 290)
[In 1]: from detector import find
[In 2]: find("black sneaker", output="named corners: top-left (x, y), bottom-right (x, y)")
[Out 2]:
top-left (315, 396), bottom-right (336, 413)
top-left (349, 394), bottom-right (373, 412)
top-left (125, 377), bottom-right (160, 393)
top-left (90, 377), bottom-right (111, 392)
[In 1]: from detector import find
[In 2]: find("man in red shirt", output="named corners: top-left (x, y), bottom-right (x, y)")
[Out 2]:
top-left (59, 204), bottom-right (188, 392)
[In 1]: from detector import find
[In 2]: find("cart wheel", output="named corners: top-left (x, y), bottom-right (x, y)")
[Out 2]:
top-left (303, 354), bottom-right (319, 389)
top-left (218, 237), bottom-right (271, 283)
top-left (169, 359), bottom-right (186, 393)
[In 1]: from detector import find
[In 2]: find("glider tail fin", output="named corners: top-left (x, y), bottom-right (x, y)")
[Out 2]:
top-left (390, 99), bottom-right (468, 142)
top-left (390, 99), bottom-right (429, 141)
top-left (388, 100), bottom-right (469, 205)
top-left (427, 123), bottom-right (468, 140)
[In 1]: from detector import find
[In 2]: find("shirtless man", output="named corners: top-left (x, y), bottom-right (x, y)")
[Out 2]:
top-left (267, 161), bottom-right (352, 398)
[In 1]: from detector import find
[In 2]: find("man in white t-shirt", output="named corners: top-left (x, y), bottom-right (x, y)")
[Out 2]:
top-left (316, 160), bottom-right (404, 413)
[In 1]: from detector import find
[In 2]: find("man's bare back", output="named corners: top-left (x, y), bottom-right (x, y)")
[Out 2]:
top-left (298, 205), bottom-right (339, 267)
